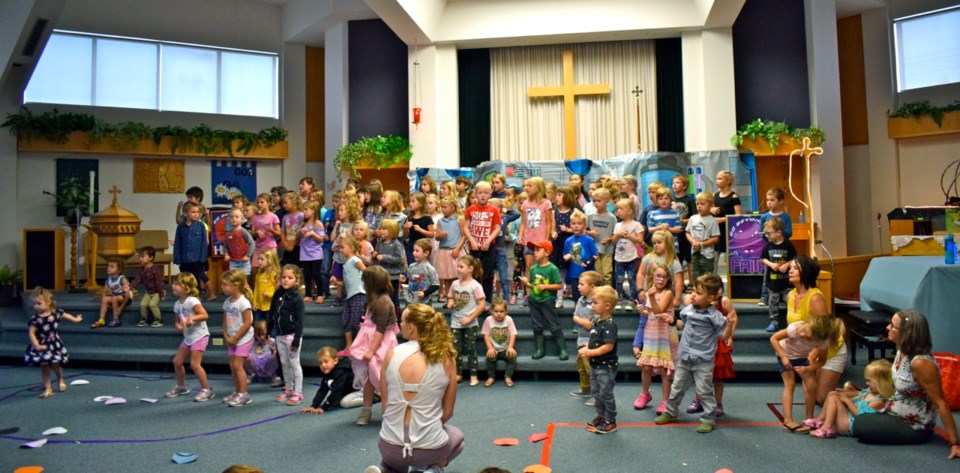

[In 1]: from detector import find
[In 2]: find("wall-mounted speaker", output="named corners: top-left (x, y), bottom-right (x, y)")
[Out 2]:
top-left (23, 228), bottom-right (65, 291)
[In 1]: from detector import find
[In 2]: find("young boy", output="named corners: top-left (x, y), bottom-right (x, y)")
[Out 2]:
top-left (685, 191), bottom-right (721, 282)
top-left (646, 187), bottom-right (683, 244)
top-left (130, 246), bottom-right (166, 327)
top-left (242, 202), bottom-right (257, 234)
top-left (455, 176), bottom-right (472, 209)
top-left (571, 271), bottom-right (603, 401)
top-left (174, 201), bottom-right (215, 301)
top-left (462, 181), bottom-right (502, 303)
top-left (299, 347), bottom-right (354, 415)
top-left (759, 187), bottom-right (793, 306)
top-left (563, 210), bottom-right (599, 302)
top-left (579, 284), bottom-right (619, 434)
top-left (519, 240), bottom-right (568, 360)
top-left (175, 186), bottom-right (207, 226)
top-left (490, 198), bottom-right (521, 301)
top-left (638, 181), bottom-right (666, 246)
top-left (481, 299), bottom-right (518, 387)
top-left (586, 188), bottom-right (617, 286)
top-left (404, 239), bottom-right (440, 304)
top-left (672, 175), bottom-right (697, 285)
top-left (761, 217), bottom-right (797, 332)
top-left (655, 274), bottom-right (731, 433)
top-left (620, 175), bottom-right (643, 221)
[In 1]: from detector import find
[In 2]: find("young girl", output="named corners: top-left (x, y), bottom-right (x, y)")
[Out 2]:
top-left (639, 230), bottom-right (684, 309)
top-left (251, 193), bottom-right (281, 272)
top-left (280, 192), bottom-right (305, 267)
top-left (446, 255), bottom-right (486, 386)
top-left (252, 249), bottom-right (280, 322)
top-left (771, 316), bottom-right (842, 432)
top-left (245, 320), bottom-right (279, 384)
top-left (425, 194), bottom-right (443, 265)
top-left (374, 219), bottom-right (406, 310)
top-left (611, 198), bottom-right (644, 311)
top-left (92, 257), bottom-right (130, 328)
top-left (331, 196), bottom-right (361, 304)
top-left (300, 346), bottom-right (355, 415)
top-left (711, 170), bottom-right (742, 272)
top-left (351, 266), bottom-right (400, 425)
top-left (381, 190), bottom-right (407, 231)
top-left (404, 192), bottom-right (436, 268)
top-left (490, 174), bottom-right (507, 199)
top-left (435, 197), bottom-right (465, 302)
top-left (363, 184), bottom-right (385, 236)
top-left (220, 269), bottom-right (255, 407)
top-left (300, 200), bottom-right (327, 303)
top-left (806, 359), bottom-right (894, 438)
top-left (165, 273), bottom-right (214, 402)
top-left (299, 176), bottom-right (316, 202)
top-left (25, 287), bottom-right (83, 398)
top-left (269, 264), bottom-right (306, 406)
top-left (519, 177), bottom-right (554, 300)
top-left (223, 208), bottom-right (255, 275)
top-left (353, 221), bottom-right (376, 266)
top-left (633, 263), bottom-right (678, 414)
top-left (440, 181), bottom-right (457, 200)
top-left (405, 239), bottom-right (440, 304)
top-left (419, 175), bottom-right (438, 195)
top-left (340, 236), bottom-right (367, 353)
top-left (550, 186), bottom-right (576, 306)
top-left (482, 298), bottom-right (518, 387)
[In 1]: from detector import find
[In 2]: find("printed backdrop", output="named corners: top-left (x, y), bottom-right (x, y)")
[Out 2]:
top-left (211, 161), bottom-right (257, 205)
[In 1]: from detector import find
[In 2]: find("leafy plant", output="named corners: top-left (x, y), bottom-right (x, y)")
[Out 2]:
top-left (47, 176), bottom-right (94, 224)
top-left (334, 135), bottom-right (413, 179)
top-left (887, 100), bottom-right (960, 127)
top-left (0, 264), bottom-right (23, 286)
top-left (191, 124), bottom-right (218, 155)
top-left (731, 119), bottom-right (826, 153)
top-left (1, 107), bottom-right (96, 143)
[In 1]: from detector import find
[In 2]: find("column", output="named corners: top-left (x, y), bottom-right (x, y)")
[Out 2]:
top-left (408, 44), bottom-right (460, 169)
top-left (681, 28), bottom-right (737, 151)
top-left (323, 22), bottom-right (349, 192)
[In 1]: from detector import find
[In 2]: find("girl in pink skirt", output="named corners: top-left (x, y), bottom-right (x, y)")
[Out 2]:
top-left (350, 266), bottom-right (399, 425)
top-left (435, 196), bottom-right (465, 303)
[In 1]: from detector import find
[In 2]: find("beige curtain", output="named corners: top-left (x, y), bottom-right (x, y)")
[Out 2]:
top-left (491, 41), bottom-right (658, 162)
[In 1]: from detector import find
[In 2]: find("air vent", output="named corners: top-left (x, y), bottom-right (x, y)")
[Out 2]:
top-left (21, 18), bottom-right (49, 57)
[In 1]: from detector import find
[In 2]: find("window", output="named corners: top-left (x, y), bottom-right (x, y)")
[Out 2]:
top-left (24, 31), bottom-right (278, 118)
top-left (894, 6), bottom-right (960, 92)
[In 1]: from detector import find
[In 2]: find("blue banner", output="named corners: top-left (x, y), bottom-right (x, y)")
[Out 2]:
top-left (211, 161), bottom-right (257, 205)
top-left (727, 215), bottom-right (766, 276)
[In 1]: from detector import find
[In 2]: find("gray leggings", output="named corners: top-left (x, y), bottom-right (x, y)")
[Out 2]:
top-left (377, 424), bottom-right (464, 473)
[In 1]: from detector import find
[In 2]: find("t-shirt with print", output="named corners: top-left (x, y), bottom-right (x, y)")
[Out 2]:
top-left (481, 315), bottom-right (517, 353)
top-left (447, 278), bottom-right (484, 329)
top-left (223, 295), bottom-right (254, 346)
top-left (529, 262), bottom-right (562, 303)
top-left (521, 199), bottom-right (553, 245)
top-left (685, 214), bottom-right (720, 260)
top-left (613, 220), bottom-right (644, 262)
top-left (174, 296), bottom-right (210, 345)
top-left (574, 296), bottom-right (598, 346)
top-left (406, 261), bottom-right (440, 304)
top-left (563, 234), bottom-right (598, 281)
top-left (587, 212), bottom-right (617, 255)
top-left (333, 222), bottom-right (354, 264)
top-left (251, 212), bottom-right (280, 251)
top-left (282, 211), bottom-right (304, 247)
top-left (762, 239), bottom-right (797, 292)
top-left (588, 317), bottom-right (618, 368)
top-left (465, 204), bottom-right (502, 250)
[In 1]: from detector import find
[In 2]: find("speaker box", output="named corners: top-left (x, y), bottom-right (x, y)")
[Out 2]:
top-left (23, 228), bottom-right (65, 291)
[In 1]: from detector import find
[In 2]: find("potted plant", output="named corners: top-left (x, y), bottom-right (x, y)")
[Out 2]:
top-left (0, 264), bottom-right (23, 306)
top-left (731, 119), bottom-right (826, 154)
top-left (334, 135), bottom-right (413, 179)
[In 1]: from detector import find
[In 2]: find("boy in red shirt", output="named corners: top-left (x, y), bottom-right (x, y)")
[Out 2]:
top-left (461, 181), bottom-right (502, 303)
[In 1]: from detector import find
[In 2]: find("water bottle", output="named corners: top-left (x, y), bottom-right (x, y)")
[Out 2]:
top-left (798, 211), bottom-right (806, 224)
top-left (946, 234), bottom-right (957, 265)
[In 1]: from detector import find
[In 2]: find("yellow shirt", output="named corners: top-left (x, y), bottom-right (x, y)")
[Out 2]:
top-left (787, 287), bottom-right (842, 358)
top-left (252, 270), bottom-right (278, 311)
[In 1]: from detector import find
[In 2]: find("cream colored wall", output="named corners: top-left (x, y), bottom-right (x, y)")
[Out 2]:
top-left (408, 44), bottom-right (460, 169)
top-left (681, 28), bottom-right (737, 152)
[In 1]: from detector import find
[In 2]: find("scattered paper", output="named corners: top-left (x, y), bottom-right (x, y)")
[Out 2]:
top-left (21, 438), bottom-right (47, 449)
top-left (527, 432), bottom-right (548, 443)
top-left (140, 398), bottom-right (159, 404)
top-left (93, 396), bottom-right (113, 402)
top-left (42, 427), bottom-right (67, 436)
top-left (171, 452), bottom-right (197, 464)
top-left (70, 380), bottom-right (89, 386)
top-left (13, 467), bottom-right (44, 473)
top-left (523, 465), bottom-right (552, 473)
top-left (104, 397), bottom-right (127, 405)
top-left (715, 469), bottom-right (734, 473)
top-left (493, 437), bottom-right (519, 446)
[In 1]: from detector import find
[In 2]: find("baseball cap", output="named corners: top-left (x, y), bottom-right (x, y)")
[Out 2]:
top-left (526, 240), bottom-right (553, 253)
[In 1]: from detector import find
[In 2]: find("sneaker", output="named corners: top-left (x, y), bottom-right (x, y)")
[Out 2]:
top-left (228, 393), bottom-right (252, 407)
top-left (363, 466), bottom-right (384, 473)
top-left (569, 388), bottom-right (591, 397)
top-left (584, 397), bottom-right (596, 406)
top-left (108, 319), bottom-right (122, 327)
top-left (164, 385), bottom-right (190, 398)
top-left (715, 403), bottom-right (725, 417)
top-left (633, 392), bottom-right (653, 410)
top-left (757, 300), bottom-right (767, 307)
top-left (593, 420), bottom-right (618, 434)
top-left (193, 388), bottom-right (214, 402)
top-left (222, 392), bottom-right (238, 403)
top-left (555, 298), bottom-right (564, 309)
top-left (654, 413), bottom-right (678, 425)
top-left (586, 416), bottom-right (604, 429)
top-left (151, 320), bottom-right (164, 328)
top-left (521, 296), bottom-right (529, 307)
top-left (696, 421), bottom-right (715, 433)
top-left (624, 302), bottom-right (634, 312)
top-left (686, 397), bottom-right (703, 414)
top-left (275, 391), bottom-right (290, 402)
top-left (765, 321), bottom-right (779, 333)
top-left (137, 319), bottom-right (148, 327)
top-left (615, 304), bottom-right (623, 310)
top-left (357, 408), bottom-right (372, 425)
top-left (285, 393), bottom-right (303, 406)
top-left (270, 377), bottom-right (284, 388)
top-left (509, 294), bottom-right (517, 305)
top-left (656, 400), bottom-right (667, 415)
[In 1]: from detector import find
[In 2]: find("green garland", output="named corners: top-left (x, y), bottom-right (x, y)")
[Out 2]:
top-left (887, 100), bottom-right (960, 128)
top-left (334, 135), bottom-right (413, 179)
top-left (730, 119), bottom-right (826, 154)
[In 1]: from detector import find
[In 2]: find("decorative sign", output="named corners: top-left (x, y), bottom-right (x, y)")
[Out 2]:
top-left (209, 208), bottom-right (231, 257)
top-left (133, 159), bottom-right (184, 193)
top-left (727, 215), bottom-right (765, 276)
top-left (211, 161), bottom-right (257, 205)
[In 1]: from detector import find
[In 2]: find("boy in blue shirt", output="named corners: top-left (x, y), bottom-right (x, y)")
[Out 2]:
top-left (563, 210), bottom-right (598, 302)
top-left (758, 187), bottom-right (793, 307)
top-left (174, 202), bottom-right (215, 301)
top-left (646, 187), bottom-right (683, 246)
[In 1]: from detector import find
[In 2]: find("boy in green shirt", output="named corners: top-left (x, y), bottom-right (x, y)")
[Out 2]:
top-left (519, 240), bottom-right (568, 360)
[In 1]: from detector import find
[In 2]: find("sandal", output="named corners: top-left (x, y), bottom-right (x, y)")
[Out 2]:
top-left (58, 380), bottom-right (67, 392)
top-left (90, 319), bottom-right (106, 329)
top-left (782, 422), bottom-right (810, 433)
top-left (469, 378), bottom-right (480, 387)
top-left (484, 378), bottom-right (495, 387)
top-left (505, 378), bottom-right (515, 388)
top-left (810, 427), bottom-right (836, 438)
top-left (803, 418), bottom-right (824, 430)
top-left (38, 390), bottom-right (54, 399)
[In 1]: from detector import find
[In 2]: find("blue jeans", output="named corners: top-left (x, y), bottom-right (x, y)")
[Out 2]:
top-left (614, 259), bottom-right (638, 303)
top-left (495, 247), bottom-right (510, 300)
top-left (590, 364), bottom-right (618, 422)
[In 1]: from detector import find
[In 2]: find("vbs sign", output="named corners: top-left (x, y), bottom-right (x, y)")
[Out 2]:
top-left (727, 215), bottom-right (765, 276)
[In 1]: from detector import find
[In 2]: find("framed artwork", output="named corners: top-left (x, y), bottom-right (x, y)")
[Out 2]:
top-left (133, 159), bottom-right (185, 193)
top-left (211, 160), bottom-right (257, 205)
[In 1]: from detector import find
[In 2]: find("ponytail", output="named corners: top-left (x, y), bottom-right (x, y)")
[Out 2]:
top-left (403, 303), bottom-right (457, 364)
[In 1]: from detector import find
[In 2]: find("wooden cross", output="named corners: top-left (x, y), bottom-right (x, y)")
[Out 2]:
top-left (528, 50), bottom-right (610, 160)
top-left (632, 86), bottom-right (643, 152)
top-left (108, 185), bottom-right (122, 206)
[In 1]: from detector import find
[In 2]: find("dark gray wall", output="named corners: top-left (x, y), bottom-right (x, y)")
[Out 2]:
top-left (733, 0), bottom-right (811, 127)
top-left (348, 19), bottom-right (408, 142)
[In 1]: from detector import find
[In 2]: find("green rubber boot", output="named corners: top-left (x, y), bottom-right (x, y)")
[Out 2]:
top-left (531, 334), bottom-right (546, 360)
top-left (557, 336), bottom-right (570, 361)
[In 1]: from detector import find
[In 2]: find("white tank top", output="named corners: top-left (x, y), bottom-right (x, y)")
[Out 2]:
top-left (379, 341), bottom-right (450, 456)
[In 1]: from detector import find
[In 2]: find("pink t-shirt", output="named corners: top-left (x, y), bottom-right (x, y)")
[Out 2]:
top-left (779, 322), bottom-right (829, 360)
top-left (251, 212), bottom-right (279, 250)
top-left (521, 199), bottom-right (552, 244)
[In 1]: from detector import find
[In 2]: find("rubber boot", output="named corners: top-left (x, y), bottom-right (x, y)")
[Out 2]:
top-left (556, 334), bottom-right (569, 361)
top-left (532, 333), bottom-right (545, 360)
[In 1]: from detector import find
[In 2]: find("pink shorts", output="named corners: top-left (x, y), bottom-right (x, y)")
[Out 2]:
top-left (229, 339), bottom-right (255, 357)
top-left (180, 336), bottom-right (209, 352)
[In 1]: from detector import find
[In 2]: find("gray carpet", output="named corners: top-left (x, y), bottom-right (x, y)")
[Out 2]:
top-left (1, 365), bottom-right (958, 472)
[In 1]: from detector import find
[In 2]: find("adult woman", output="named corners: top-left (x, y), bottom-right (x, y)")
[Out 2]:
top-left (367, 303), bottom-right (464, 473)
top-left (855, 310), bottom-right (960, 458)
top-left (783, 255), bottom-right (847, 430)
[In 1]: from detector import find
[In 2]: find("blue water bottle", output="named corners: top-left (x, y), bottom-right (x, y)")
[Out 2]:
top-left (946, 234), bottom-right (956, 265)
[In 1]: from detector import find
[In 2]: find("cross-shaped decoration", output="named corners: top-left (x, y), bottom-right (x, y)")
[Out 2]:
top-left (632, 86), bottom-right (644, 152)
top-left (528, 50), bottom-right (610, 159)
top-left (108, 185), bottom-right (122, 207)
top-left (790, 136), bottom-right (825, 256)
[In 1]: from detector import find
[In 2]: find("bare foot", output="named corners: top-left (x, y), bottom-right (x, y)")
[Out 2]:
top-left (316, 296), bottom-right (325, 304)
top-left (505, 378), bottom-right (515, 387)
top-left (304, 297), bottom-right (313, 303)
